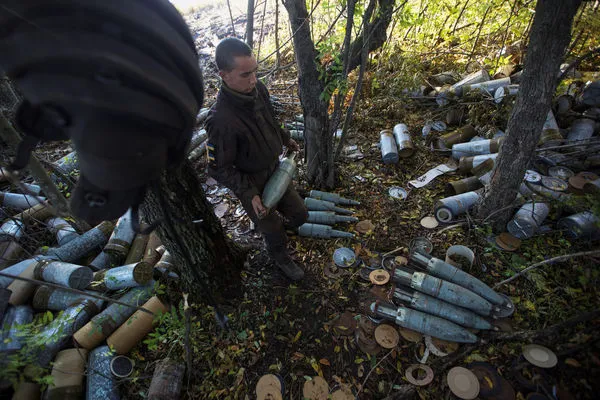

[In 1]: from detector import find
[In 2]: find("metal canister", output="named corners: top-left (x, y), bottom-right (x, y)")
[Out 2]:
top-left (567, 118), bottom-right (595, 146)
top-left (458, 153), bottom-right (498, 173)
top-left (434, 191), bottom-right (482, 223)
top-left (91, 262), bottom-right (153, 291)
top-left (45, 221), bottom-right (114, 263)
top-left (494, 84), bottom-right (519, 103)
top-left (34, 260), bottom-right (93, 290)
top-left (538, 110), bottom-right (563, 148)
top-left (507, 202), bottom-right (550, 239)
top-left (31, 300), bottom-right (98, 368)
top-left (451, 69), bottom-right (491, 96)
top-left (104, 210), bottom-right (136, 262)
top-left (452, 137), bottom-right (504, 159)
top-left (0, 219), bottom-right (25, 242)
top-left (46, 217), bottom-right (79, 246)
top-left (462, 77), bottom-right (511, 96)
top-left (437, 125), bottom-right (477, 149)
top-left (0, 192), bottom-right (46, 210)
top-left (446, 176), bottom-right (483, 195)
top-left (32, 285), bottom-right (104, 311)
top-left (0, 305), bottom-right (33, 352)
top-left (557, 211), bottom-right (600, 239)
top-left (262, 153), bottom-right (297, 209)
top-left (86, 345), bottom-right (119, 400)
top-left (392, 124), bottom-right (415, 158)
top-left (379, 130), bottom-right (399, 164)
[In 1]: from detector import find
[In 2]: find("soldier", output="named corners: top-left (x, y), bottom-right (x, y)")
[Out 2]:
top-left (206, 38), bottom-right (307, 281)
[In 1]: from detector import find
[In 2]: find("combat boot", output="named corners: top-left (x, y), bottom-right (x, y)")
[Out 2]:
top-left (263, 232), bottom-right (305, 281)
top-left (273, 256), bottom-right (305, 281)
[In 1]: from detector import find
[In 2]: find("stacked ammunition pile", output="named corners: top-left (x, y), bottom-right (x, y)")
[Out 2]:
top-left (429, 74), bottom-right (600, 239)
top-left (0, 204), bottom-right (172, 399)
top-left (298, 190), bottom-right (360, 239)
top-left (370, 247), bottom-right (513, 344)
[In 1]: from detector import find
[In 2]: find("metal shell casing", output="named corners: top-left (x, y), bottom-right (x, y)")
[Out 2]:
top-left (262, 154), bottom-right (297, 209)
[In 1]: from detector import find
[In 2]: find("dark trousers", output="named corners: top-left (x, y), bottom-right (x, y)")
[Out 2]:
top-left (240, 184), bottom-right (308, 262)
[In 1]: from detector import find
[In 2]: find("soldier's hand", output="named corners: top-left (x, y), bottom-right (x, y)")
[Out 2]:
top-left (287, 139), bottom-right (300, 152)
top-left (252, 195), bottom-right (268, 219)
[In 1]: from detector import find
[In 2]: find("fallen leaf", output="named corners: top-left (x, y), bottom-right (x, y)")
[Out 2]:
top-left (319, 358), bottom-right (330, 366)
top-left (565, 358), bottom-right (581, 367)
top-left (355, 220), bottom-right (375, 234)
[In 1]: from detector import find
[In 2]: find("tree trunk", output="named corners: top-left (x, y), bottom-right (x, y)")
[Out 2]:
top-left (476, 0), bottom-right (583, 231)
top-left (283, 0), bottom-right (332, 187)
top-left (141, 162), bottom-right (245, 303)
top-left (246, 0), bottom-right (255, 48)
top-left (347, 0), bottom-right (395, 72)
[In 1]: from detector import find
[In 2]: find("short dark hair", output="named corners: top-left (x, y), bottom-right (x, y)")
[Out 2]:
top-left (215, 38), bottom-right (253, 71)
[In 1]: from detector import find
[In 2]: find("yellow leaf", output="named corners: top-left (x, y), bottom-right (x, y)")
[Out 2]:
top-left (334, 345), bottom-right (341, 353)
top-left (292, 330), bottom-right (302, 343)
top-left (311, 360), bottom-right (323, 377)
top-left (565, 358), bottom-right (581, 367)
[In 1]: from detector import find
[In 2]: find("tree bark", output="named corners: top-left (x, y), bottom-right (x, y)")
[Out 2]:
top-left (141, 162), bottom-right (245, 303)
top-left (347, 0), bottom-right (395, 72)
top-left (475, 0), bottom-right (582, 231)
top-left (283, 0), bottom-right (332, 187)
top-left (246, 0), bottom-right (255, 48)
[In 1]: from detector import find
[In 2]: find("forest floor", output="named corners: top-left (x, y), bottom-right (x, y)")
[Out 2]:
top-left (2, 3), bottom-right (599, 400)
top-left (119, 7), bottom-right (600, 400)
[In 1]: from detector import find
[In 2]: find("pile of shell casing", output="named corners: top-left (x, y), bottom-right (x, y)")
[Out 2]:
top-left (298, 190), bottom-right (360, 239)
top-left (0, 199), bottom-right (169, 399)
top-left (425, 69), bottom-right (600, 239)
top-left (371, 247), bottom-right (512, 343)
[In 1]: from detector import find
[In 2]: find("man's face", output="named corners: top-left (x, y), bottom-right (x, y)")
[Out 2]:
top-left (220, 55), bottom-right (258, 94)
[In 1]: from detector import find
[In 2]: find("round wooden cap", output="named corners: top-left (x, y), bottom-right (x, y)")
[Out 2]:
top-left (522, 344), bottom-right (557, 368)
top-left (374, 324), bottom-right (400, 349)
top-left (369, 269), bottom-right (390, 285)
top-left (256, 374), bottom-right (283, 400)
top-left (302, 376), bottom-right (329, 400)
top-left (496, 232), bottom-right (521, 251)
top-left (420, 216), bottom-right (439, 229)
top-left (447, 367), bottom-right (480, 399)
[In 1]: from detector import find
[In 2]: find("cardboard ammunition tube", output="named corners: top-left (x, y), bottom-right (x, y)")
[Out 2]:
top-left (7, 202), bottom-right (54, 224)
top-left (0, 241), bottom-right (25, 270)
top-left (47, 348), bottom-right (88, 400)
top-left (12, 382), bottom-right (41, 400)
top-left (446, 176), bottom-right (483, 195)
top-left (74, 285), bottom-right (154, 349)
top-left (125, 233), bottom-right (149, 264)
top-left (437, 125), bottom-right (477, 149)
top-left (8, 261), bottom-right (41, 305)
top-left (107, 296), bottom-right (167, 355)
top-left (148, 359), bottom-right (185, 400)
top-left (142, 232), bottom-right (162, 266)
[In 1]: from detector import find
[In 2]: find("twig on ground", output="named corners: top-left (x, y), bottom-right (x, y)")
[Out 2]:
top-left (494, 249), bottom-right (600, 288)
